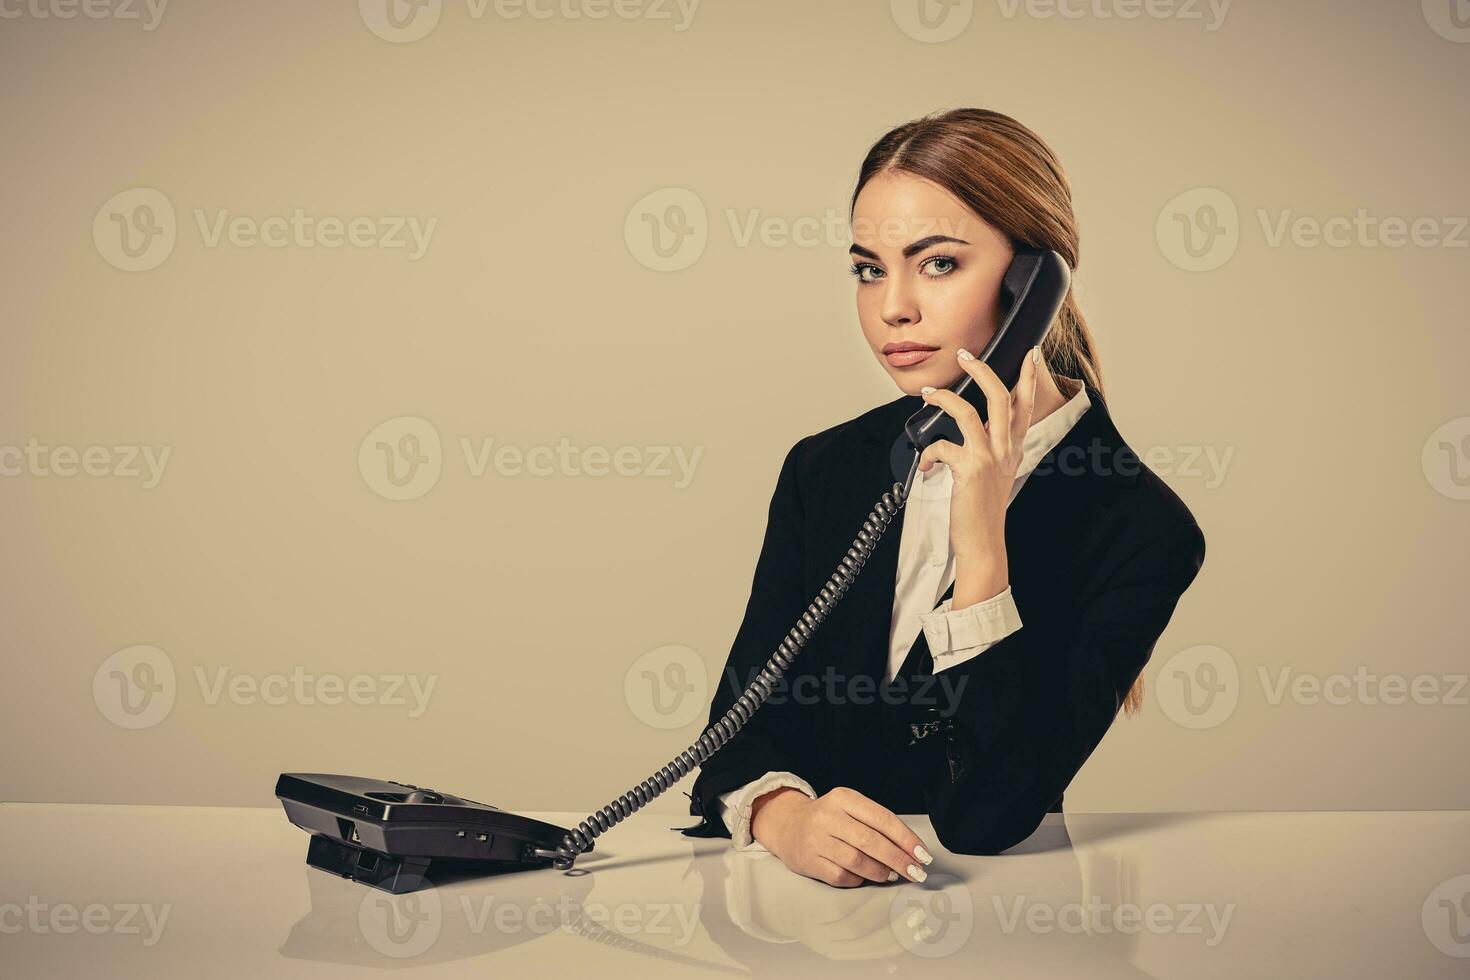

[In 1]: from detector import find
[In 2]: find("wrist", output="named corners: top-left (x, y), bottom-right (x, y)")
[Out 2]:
top-left (952, 524), bottom-right (1005, 565)
top-left (750, 786), bottom-right (805, 844)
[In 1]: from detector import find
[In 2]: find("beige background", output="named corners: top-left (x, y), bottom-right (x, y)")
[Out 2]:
top-left (1, 0), bottom-right (1466, 815)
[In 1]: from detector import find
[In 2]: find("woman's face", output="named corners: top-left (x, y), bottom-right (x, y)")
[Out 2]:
top-left (850, 170), bottom-right (1015, 395)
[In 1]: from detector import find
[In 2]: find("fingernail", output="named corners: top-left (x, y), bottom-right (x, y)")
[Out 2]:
top-left (957, 348), bottom-right (974, 361)
top-left (906, 907), bottom-right (925, 929)
top-left (920, 385), bottom-right (936, 395)
top-left (1031, 346), bottom-right (1041, 365)
top-left (914, 844), bottom-right (933, 865)
top-left (887, 870), bottom-right (898, 882)
top-left (907, 863), bottom-right (928, 882)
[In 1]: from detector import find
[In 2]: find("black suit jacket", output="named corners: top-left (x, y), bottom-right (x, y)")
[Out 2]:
top-left (680, 381), bottom-right (1206, 855)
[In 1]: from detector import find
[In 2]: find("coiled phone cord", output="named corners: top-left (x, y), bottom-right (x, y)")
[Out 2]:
top-left (542, 451), bottom-right (923, 870)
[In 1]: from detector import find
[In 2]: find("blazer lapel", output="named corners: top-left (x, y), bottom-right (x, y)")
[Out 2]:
top-left (841, 392), bottom-right (926, 678)
top-left (836, 438), bottom-right (909, 680)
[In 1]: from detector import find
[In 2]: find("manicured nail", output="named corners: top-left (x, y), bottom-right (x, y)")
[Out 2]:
top-left (920, 385), bottom-right (936, 395)
top-left (906, 907), bottom-right (925, 929)
top-left (1031, 346), bottom-right (1041, 365)
top-left (887, 870), bottom-right (898, 882)
top-left (957, 347), bottom-right (974, 361)
top-left (914, 844), bottom-right (933, 865)
top-left (907, 863), bottom-right (928, 882)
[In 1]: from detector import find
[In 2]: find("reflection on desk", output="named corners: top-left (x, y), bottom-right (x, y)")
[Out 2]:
top-left (1, 803), bottom-right (1467, 978)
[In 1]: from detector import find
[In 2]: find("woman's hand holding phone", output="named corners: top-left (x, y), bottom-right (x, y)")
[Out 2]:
top-left (749, 785), bottom-right (934, 887)
top-left (916, 345), bottom-right (1042, 609)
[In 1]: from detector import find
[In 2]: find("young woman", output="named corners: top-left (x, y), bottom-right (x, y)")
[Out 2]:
top-left (681, 108), bottom-right (1207, 888)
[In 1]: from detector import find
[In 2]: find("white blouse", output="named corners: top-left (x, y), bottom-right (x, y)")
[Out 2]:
top-left (715, 385), bottom-right (1094, 848)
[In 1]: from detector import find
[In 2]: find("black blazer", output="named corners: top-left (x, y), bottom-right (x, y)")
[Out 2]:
top-left (680, 381), bottom-right (1206, 855)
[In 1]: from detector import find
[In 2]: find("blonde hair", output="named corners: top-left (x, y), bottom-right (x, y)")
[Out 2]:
top-left (851, 108), bottom-right (1143, 716)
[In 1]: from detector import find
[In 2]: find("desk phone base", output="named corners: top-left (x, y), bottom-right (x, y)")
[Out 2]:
top-left (274, 773), bottom-right (587, 894)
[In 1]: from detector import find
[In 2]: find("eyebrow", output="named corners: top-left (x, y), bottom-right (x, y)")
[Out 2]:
top-left (849, 234), bottom-right (972, 261)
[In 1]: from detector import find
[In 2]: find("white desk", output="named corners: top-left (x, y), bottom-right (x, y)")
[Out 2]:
top-left (2, 804), bottom-right (1467, 978)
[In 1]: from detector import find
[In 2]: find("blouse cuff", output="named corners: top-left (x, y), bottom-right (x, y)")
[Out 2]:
top-left (919, 585), bottom-right (1024, 670)
top-left (716, 771), bottom-right (817, 850)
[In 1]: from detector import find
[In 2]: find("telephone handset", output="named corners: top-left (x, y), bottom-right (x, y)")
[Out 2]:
top-left (902, 244), bottom-right (1071, 456)
top-left (275, 247), bottom-right (1073, 883)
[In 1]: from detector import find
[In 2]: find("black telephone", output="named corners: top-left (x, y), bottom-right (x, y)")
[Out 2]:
top-left (275, 246), bottom-right (1071, 890)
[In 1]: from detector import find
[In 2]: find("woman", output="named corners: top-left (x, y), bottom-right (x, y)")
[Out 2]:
top-left (680, 108), bottom-right (1206, 888)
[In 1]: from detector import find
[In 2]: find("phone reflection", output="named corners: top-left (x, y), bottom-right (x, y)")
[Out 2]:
top-left (276, 848), bottom-right (742, 974)
top-left (277, 864), bottom-right (592, 969)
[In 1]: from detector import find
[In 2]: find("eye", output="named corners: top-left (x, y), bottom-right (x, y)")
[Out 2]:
top-left (920, 255), bottom-right (957, 277)
top-left (849, 262), bottom-right (884, 284)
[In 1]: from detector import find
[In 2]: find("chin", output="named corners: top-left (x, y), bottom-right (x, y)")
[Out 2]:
top-left (887, 366), bottom-right (961, 397)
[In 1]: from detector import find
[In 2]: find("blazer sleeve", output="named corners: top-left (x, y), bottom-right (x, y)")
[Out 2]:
top-left (915, 517), bottom-right (1207, 855)
top-left (682, 438), bottom-right (817, 837)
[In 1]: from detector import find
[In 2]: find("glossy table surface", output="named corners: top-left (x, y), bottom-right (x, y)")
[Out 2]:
top-left (2, 803), bottom-right (1467, 978)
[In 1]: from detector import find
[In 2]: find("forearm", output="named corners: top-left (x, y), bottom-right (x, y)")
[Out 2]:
top-left (951, 542), bottom-right (1008, 609)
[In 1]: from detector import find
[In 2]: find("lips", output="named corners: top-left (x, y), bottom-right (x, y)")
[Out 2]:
top-left (883, 341), bottom-right (940, 368)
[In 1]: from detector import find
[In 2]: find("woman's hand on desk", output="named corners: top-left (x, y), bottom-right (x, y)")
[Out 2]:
top-left (749, 785), bottom-right (934, 887)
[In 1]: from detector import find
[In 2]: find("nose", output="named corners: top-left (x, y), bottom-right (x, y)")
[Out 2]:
top-left (880, 275), bottom-right (920, 330)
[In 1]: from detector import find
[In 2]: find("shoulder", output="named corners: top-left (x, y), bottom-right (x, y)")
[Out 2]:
top-left (1111, 452), bottom-right (1203, 542)
top-left (790, 393), bottom-right (912, 457)
top-left (780, 392), bottom-right (918, 483)
top-left (1113, 464), bottom-right (1207, 582)
top-left (1027, 383), bottom-right (1206, 589)
top-left (1076, 390), bottom-right (1206, 575)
